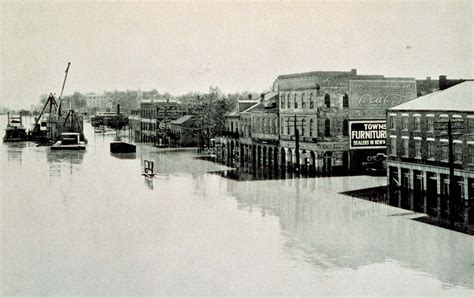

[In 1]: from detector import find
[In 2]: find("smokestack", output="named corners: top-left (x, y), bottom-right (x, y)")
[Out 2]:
top-left (260, 93), bottom-right (265, 102)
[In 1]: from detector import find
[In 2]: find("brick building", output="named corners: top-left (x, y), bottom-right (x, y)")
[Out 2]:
top-left (387, 81), bottom-right (474, 227)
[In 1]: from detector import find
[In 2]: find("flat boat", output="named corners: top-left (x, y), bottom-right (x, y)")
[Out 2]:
top-left (51, 132), bottom-right (86, 150)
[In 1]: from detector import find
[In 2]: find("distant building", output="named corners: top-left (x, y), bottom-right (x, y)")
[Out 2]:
top-left (169, 115), bottom-right (197, 147)
top-left (416, 75), bottom-right (474, 97)
top-left (85, 93), bottom-right (113, 111)
top-left (139, 98), bottom-right (185, 145)
top-left (387, 81), bottom-right (474, 227)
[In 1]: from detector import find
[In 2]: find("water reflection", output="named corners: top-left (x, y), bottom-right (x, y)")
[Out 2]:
top-left (222, 176), bottom-right (474, 290)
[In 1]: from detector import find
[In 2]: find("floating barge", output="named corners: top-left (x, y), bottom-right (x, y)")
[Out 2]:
top-left (51, 132), bottom-right (86, 150)
top-left (3, 112), bottom-right (28, 142)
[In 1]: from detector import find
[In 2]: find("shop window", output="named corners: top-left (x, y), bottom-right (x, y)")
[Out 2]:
top-left (325, 119), bottom-right (331, 137)
top-left (324, 94), bottom-right (331, 108)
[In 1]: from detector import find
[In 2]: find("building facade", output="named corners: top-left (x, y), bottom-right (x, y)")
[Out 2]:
top-left (387, 82), bottom-right (474, 227)
top-left (85, 93), bottom-right (113, 111)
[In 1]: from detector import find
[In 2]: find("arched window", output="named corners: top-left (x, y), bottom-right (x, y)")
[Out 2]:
top-left (343, 119), bottom-right (348, 136)
top-left (343, 94), bottom-right (349, 108)
top-left (309, 93), bottom-right (314, 109)
top-left (325, 119), bottom-right (331, 137)
top-left (294, 93), bottom-right (298, 108)
top-left (324, 94), bottom-right (331, 108)
top-left (301, 93), bottom-right (305, 108)
top-left (309, 118), bottom-right (314, 136)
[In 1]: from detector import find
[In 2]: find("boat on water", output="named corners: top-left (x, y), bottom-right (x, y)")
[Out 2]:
top-left (51, 132), bottom-right (86, 150)
top-left (3, 113), bottom-right (28, 142)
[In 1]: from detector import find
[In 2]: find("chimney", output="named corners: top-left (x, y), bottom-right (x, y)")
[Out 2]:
top-left (248, 94), bottom-right (252, 100)
top-left (260, 93), bottom-right (265, 102)
top-left (351, 69), bottom-right (357, 75)
top-left (426, 76), bottom-right (431, 81)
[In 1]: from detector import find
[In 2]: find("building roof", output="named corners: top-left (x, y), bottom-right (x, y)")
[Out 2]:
top-left (390, 81), bottom-right (474, 112)
top-left (171, 115), bottom-right (193, 125)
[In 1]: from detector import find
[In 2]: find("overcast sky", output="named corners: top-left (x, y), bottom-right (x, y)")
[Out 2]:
top-left (1, 1), bottom-right (472, 109)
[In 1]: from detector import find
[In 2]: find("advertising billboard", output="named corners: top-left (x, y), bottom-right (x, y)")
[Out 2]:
top-left (349, 120), bottom-right (387, 149)
top-left (349, 80), bottom-right (416, 119)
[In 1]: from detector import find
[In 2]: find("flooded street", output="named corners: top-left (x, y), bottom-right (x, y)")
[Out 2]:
top-left (1, 116), bottom-right (473, 296)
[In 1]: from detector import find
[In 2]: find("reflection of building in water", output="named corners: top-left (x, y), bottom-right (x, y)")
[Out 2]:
top-left (387, 82), bottom-right (474, 228)
top-left (224, 177), bottom-right (473, 288)
top-left (47, 150), bottom-right (85, 176)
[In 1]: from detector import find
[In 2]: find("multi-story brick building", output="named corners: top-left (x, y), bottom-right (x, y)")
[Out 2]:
top-left (85, 93), bottom-right (113, 111)
top-left (138, 98), bottom-right (185, 145)
top-left (387, 81), bottom-right (474, 227)
top-left (278, 69), bottom-right (416, 175)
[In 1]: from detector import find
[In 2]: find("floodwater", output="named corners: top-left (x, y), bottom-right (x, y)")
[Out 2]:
top-left (1, 115), bottom-right (473, 295)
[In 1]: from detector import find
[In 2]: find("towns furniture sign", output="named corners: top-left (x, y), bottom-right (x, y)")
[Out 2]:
top-left (349, 80), bottom-right (416, 119)
top-left (349, 120), bottom-right (387, 149)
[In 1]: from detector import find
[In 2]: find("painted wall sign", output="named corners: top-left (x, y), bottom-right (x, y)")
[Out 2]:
top-left (349, 120), bottom-right (387, 149)
top-left (349, 80), bottom-right (416, 119)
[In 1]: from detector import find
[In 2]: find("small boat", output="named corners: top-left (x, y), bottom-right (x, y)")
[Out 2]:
top-left (51, 132), bottom-right (86, 150)
top-left (3, 113), bottom-right (28, 142)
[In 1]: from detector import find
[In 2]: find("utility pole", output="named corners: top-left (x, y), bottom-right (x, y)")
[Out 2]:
top-left (436, 118), bottom-right (464, 228)
top-left (294, 115), bottom-right (300, 175)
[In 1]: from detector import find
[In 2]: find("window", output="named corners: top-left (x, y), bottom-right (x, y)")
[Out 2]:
top-left (390, 138), bottom-right (397, 156)
top-left (469, 144), bottom-right (474, 164)
top-left (287, 118), bottom-right (290, 135)
top-left (301, 119), bottom-right (305, 136)
top-left (428, 141), bottom-right (435, 159)
top-left (454, 143), bottom-right (462, 163)
top-left (280, 94), bottom-right (285, 109)
top-left (287, 94), bottom-right (290, 108)
top-left (301, 93), bottom-right (305, 108)
top-left (414, 116), bottom-right (421, 131)
top-left (402, 138), bottom-right (409, 157)
top-left (402, 116), bottom-right (408, 130)
top-left (342, 119), bottom-right (348, 136)
top-left (281, 118), bottom-right (284, 134)
top-left (427, 117), bottom-right (434, 132)
top-left (309, 93), bottom-right (314, 109)
top-left (294, 93), bottom-right (298, 108)
top-left (309, 119), bottom-right (313, 136)
top-left (389, 115), bottom-right (396, 130)
top-left (415, 139), bottom-right (421, 158)
top-left (468, 118), bottom-right (474, 134)
top-left (441, 143), bottom-right (448, 160)
top-left (343, 94), bottom-right (349, 108)
top-left (325, 119), bottom-right (331, 137)
top-left (324, 94), bottom-right (331, 108)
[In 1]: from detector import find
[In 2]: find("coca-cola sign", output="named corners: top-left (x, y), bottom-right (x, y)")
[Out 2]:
top-left (349, 80), bottom-right (416, 120)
